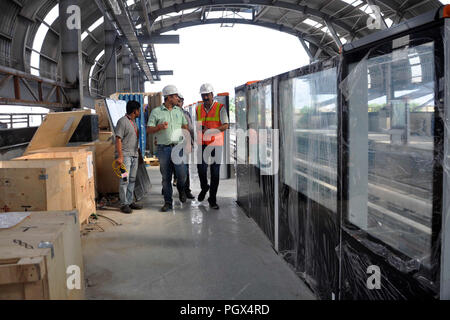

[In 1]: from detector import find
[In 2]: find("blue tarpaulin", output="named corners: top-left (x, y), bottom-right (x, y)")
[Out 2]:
top-left (118, 94), bottom-right (146, 158)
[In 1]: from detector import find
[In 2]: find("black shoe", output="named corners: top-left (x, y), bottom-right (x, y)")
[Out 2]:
top-left (120, 205), bottom-right (132, 214)
top-left (209, 202), bottom-right (219, 210)
top-left (160, 203), bottom-right (173, 212)
top-left (186, 192), bottom-right (195, 200)
top-left (179, 191), bottom-right (187, 203)
top-left (197, 187), bottom-right (209, 202)
top-left (130, 203), bottom-right (143, 210)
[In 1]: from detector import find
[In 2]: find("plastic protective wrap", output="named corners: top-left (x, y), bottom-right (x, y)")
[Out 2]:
top-left (246, 81), bottom-right (275, 244)
top-left (235, 11), bottom-right (449, 299)
top-left (235, 88), bottom-right (250, 213)
top-left (339, 25), bottom-right (444, 299)
top-left (277, 62), bottom-right (339, 299)
top-left (0, 212), bottom-right (30, 229)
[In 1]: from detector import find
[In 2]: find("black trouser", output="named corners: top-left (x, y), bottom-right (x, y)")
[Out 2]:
top-left (197, 145), bottom-right (222, 203)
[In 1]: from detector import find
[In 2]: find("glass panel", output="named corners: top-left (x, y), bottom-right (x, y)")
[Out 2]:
top-left (248, 88), bottom-right (259, 167)
top-left (348, 42), bottom-right (435, 266)
top-left (279, 78), bottom-right (295, 188)
top-left (292, 68), bottom-right (338, 211)
top-left (258, 84), bottom-right (272, 173)
top-left (235, 91), bottom-right (247, 164)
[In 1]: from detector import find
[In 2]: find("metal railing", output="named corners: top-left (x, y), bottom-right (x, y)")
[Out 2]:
top-left (0, 113), bottom-right (47, 129)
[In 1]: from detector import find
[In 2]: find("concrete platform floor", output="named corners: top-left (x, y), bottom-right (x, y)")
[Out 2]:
top-left (82, 166), bottom-right (315, 300)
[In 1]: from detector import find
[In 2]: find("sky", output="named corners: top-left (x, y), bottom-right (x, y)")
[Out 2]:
top-left (145, 24), bottom-right (310, 105)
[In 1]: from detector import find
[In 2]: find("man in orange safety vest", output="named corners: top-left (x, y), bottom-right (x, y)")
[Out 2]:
top-left (195, 83), bottom-right (229, 209)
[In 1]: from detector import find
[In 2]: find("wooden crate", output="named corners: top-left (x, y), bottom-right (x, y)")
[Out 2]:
top-left (24, 111), bottom-right (88, 155)
top-left (98, 131), bottom-right (114, 142)
top-left (24, 145), bottom-right (98, 199)
top-left (0, 210), bottom-right (85, 300)
top-left (95, 99), bottom-right (111, 131)
top-left (0, 160), bottom-right (73, 213)
top-left (144, 156), bottom-right (159, 166)
top-left (83, 140), bottom-right (119, 195)
top-left (15, 149), bottom-right (96, 226)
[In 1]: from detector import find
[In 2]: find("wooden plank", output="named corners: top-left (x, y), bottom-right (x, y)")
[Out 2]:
top-left (24, 111), bottom-right (89, 155)
top-left (0, 257), bottom-right (46, 285)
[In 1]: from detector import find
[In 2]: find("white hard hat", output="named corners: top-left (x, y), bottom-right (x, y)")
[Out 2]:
top-left (162, 84), bottom-right (179, 97)
top-left (178, 93), bottom-right (184, 99)
top-left (199, 83), bottom-right (214, 95)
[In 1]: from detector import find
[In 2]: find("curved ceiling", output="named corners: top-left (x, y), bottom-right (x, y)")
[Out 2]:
top-left (0, 0), bottom-right (446, 99)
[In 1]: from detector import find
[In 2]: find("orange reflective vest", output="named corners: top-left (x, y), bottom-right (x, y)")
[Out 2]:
top-left (196, 101), bottom-right (224, 146)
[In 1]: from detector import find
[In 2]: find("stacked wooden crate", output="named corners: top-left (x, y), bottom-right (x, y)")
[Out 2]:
top-left (0, 111), bottom-right (96, 226)
top-left (91, 100), bottom-right (120, 195)
top-left (0, 159), bottom-right (74, 213)
top-left (0, 210), bottom-right (85, 299)
top-left (15, 148), bottom-right (96, 226)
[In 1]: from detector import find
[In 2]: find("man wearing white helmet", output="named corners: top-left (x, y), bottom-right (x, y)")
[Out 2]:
top-left (172, 94), bottom-right (196, 199)
top-left (147, 85), bottom-right (189, 212)
top-left (196, 83), bottom-right (229, 210)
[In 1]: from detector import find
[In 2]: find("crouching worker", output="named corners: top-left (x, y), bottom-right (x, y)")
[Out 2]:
top-left (115, 100), bottom-right (143, 214)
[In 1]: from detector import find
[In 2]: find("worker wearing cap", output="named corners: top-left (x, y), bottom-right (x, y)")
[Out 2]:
top-left (147, 85), bottom-right (189, 212)
top-left (196, 83), bottom-right (229, 209)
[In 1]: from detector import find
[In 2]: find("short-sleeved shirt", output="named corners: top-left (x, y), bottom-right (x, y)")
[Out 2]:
top-left (183, 109), bottom-right (195, 146)
top-left (147, 104), bottom-right (188, 145)
top-left (115, 115), bottom-right (139, 157)
top-left (201, 101), bottom-right (229, 124)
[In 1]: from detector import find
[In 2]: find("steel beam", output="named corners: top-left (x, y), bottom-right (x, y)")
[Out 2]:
top-left (104, 16), bottom-right (117, 96)
top-left (59, 0), bottom-right (84, 109)
top-left (148, 0), bottom-right (357, 38)
top-left (156, 70), bottom-right (174, 76)
top-left (324, 20), bottom-right (342, 48)
top-left (139, 74), bottom-right (145, 93)
top-left (298, 37), bottom-right (314, 61)
top-left (131, 58), bottom-right (140, 92)
top-left (99, 0), bottom-right (154, 84)
top-left (137, 34), bottom-right (180, 44)
top-left (122, 48), bottom-right (132, 92)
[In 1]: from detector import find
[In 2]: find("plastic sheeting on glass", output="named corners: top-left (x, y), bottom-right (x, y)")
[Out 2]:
top-left (347, 42), bottom-right (435, 268)
top-left (257, 84), bottom-right (273, 174)
top-left (235, 89), bottom-right (250, 213)
top-left (277, 65), bottom-right (339, 298)
top-left (245, 82), bottom-right (275, 244)
top-left (280, 68), bottom-right (338, 210)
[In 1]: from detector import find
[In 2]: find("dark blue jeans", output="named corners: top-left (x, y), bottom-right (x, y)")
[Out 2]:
top-left (197, 145), bottom-right (222, 203)
top-left (156, 145), bottom-right (187, 204)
